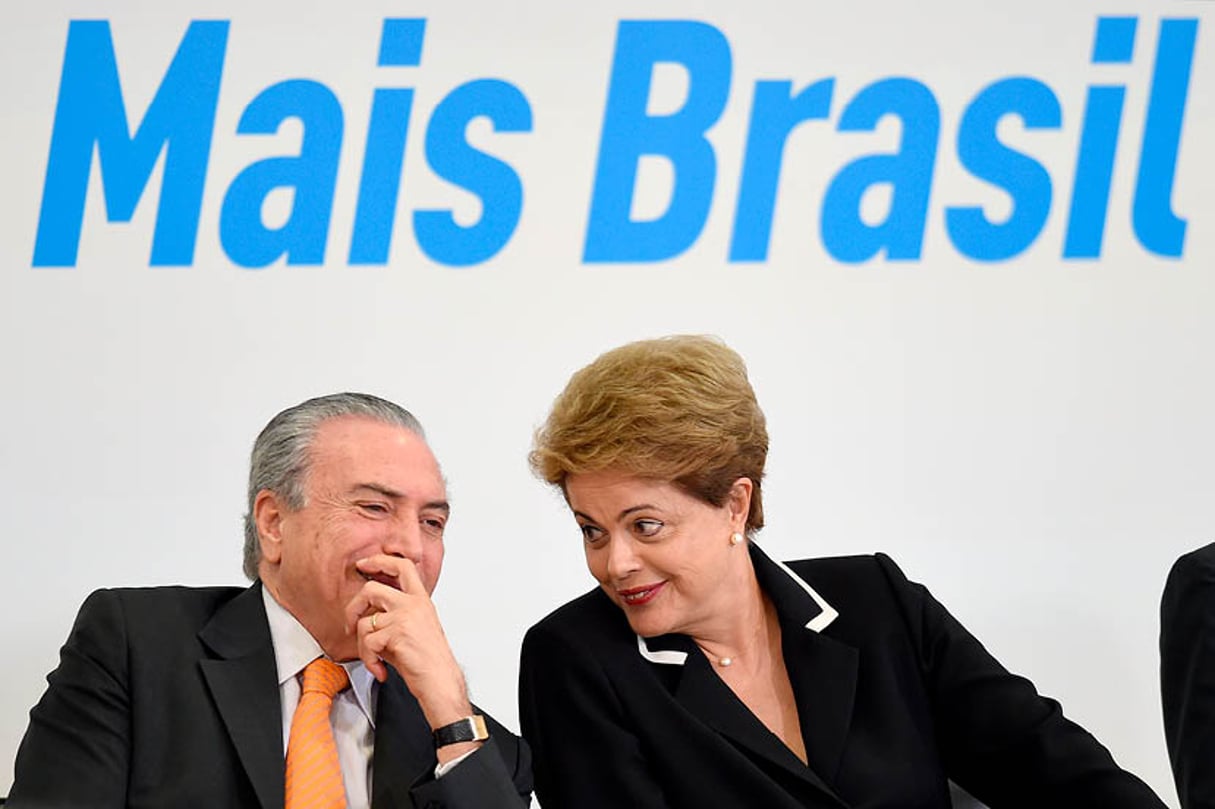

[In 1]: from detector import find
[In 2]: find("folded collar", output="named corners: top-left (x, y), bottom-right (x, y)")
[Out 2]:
top-left (637, 541), bottom-right (839, 666)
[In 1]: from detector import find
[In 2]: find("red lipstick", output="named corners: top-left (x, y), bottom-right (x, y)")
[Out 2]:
top-left (617, 581), bottom-right (665, 606)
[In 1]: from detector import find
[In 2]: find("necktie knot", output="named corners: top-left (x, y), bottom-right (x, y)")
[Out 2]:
top-left (301, 657), bottom-right (349, 700)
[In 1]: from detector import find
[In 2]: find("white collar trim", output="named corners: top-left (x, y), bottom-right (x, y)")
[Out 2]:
top-left (636, 634), bottom-right (688, 665)
top-left (634, 554), bottom-right (839, 666)
top-left (770, 557), bottom-right (839, 633)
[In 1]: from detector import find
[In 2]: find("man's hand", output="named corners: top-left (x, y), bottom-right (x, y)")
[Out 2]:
top-left (344, 555), bottom-right (474, 732)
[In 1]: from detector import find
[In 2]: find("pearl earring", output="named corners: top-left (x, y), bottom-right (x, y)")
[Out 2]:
top-left (730, 532), bottom-right (744, 546)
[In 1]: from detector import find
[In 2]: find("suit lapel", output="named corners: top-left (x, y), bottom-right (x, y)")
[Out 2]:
top-left (644, 545), bottom-right (860, 808)
top-left (781, 623), bottom-right (858, 783)
top-left (370, 669), bottom-right (436, 808)
top-left (198, 583), bottom-right (284, 809)
top-left (663, 641), bottom-right (842, 806)
top-left (751, 547), bottom-right (859, 785)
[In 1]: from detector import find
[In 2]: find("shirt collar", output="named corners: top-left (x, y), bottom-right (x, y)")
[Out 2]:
top-left (261, 586), bottom-right (378, 726)
top-left (637, 540), bottom-right (839, 666)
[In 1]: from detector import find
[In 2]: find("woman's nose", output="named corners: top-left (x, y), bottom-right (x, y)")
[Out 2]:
top-left (604, 536), bottom-right (641, 581)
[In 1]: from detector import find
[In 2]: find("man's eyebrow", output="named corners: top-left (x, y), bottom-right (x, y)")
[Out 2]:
top-left (353, 483), bottom-right (405, 499)
top-left (352, 484), bottom-right (450, 515)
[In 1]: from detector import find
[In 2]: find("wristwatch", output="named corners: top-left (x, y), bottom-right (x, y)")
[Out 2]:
top-left (432, 715), bottom-right (489, 748)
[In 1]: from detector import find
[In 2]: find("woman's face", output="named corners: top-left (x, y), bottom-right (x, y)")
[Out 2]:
top-left (564, 470), bottom-right (751, 639)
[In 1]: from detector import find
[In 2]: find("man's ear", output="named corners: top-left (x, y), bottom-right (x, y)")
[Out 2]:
top-left (253, 489), bottom-right (287, 565)
top-left (727, 477), bottom-right (753, 533)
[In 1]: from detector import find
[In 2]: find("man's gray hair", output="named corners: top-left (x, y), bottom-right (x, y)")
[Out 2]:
top-left (242, 392), bottom-right (425, 580)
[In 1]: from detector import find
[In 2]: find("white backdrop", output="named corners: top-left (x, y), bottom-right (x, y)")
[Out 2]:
top-left (3, 1), bottom-right (1213, 805)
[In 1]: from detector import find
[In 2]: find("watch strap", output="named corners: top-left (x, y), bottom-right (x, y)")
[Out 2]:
top-left (432, 714), bottom-right (489, 748)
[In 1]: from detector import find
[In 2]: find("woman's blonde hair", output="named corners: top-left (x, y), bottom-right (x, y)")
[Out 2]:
top-left (530, 335), bottom-right (769, 532)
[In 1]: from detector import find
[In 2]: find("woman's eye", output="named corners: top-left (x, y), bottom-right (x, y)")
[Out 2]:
top-left (579, 524), bottom-right (604, 543)
top-left (634, 519), bottom-right (663, 537)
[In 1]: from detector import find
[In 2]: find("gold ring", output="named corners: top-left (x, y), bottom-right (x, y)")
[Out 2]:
top-left (370, 612), bottom-right (378, 631)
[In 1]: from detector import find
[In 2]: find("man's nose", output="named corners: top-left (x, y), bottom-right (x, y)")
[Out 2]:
top-left (382, 517), bottom-right (424, 561)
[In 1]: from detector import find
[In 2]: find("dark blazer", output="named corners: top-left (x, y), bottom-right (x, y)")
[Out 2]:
top-left (1161, 541), bottom-right (1215, 809)
top-left (520, 546), bottom-right (1163, 809)
top-left (8, 583), bottom-right (531, 808)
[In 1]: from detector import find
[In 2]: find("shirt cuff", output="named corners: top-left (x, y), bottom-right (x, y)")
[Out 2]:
top-left (434, 748), bottom-right (477, 779)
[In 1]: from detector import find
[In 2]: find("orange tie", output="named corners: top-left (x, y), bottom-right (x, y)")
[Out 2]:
top-left (285, 657), bottom-right (350, 809)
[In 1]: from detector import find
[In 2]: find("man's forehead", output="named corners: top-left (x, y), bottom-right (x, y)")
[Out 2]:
top-left (309, 417), bottom-right (443, 481)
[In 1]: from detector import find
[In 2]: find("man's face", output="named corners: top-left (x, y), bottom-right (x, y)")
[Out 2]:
top-left (257, 415), bottom-right (449, 660)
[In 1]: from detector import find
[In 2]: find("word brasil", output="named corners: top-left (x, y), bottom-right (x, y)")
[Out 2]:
top-left (33, 16), bottom-right (1195, 268)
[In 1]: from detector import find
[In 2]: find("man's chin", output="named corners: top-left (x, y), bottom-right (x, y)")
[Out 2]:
top-left (321, 635), bottom-right (361, 664)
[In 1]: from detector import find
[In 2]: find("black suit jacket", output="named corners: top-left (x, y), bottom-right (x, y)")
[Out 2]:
top-left (1161, 541), bottom-right (1215, 809)
top-left (7, 583), bottom-right (531, 808)
top-left (520, 546), bottom-right (1163, 809)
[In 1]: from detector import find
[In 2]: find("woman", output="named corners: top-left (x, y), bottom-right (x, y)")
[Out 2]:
top-left (519, 335), bottom-right (1164, 809)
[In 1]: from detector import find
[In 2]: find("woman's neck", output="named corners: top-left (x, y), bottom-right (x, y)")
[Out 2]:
top-left (690, 560), bottom-right (779, 670)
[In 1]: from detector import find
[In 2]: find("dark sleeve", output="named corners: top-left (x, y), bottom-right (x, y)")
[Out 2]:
top-left (7, 590), bottom-right (131, 808)
top-left (518, 622), bottom-right (672, 809)
top-left (874, 554), bottom-right (1165, 809)
top-left (409, 727), bottom-right (533, 808)
top-left (1161, 543), bottom-right (1215, 809)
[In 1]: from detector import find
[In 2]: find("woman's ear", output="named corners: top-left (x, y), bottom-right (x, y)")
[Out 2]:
top-left (726, 477), bottom-right (753, 533)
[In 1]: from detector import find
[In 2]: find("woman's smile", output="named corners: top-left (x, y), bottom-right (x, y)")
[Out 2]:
top-left (616, 581), bottom-right (666, 606)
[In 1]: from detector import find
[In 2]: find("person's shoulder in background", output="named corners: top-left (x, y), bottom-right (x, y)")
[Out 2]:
top-left (1165, 542), bottom-right (1215, 595)
top-left (1161, 540), bottom-right (1215, 809)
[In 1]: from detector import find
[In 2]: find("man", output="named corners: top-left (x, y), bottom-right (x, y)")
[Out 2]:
top-left (1161, 541), bottom-right (1215, 809)
top-left (7, 393), bottom-right (532, 808)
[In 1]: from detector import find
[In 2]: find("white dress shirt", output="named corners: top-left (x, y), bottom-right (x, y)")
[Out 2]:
top-left (263, 587), bottom-right (378, 809)
top-left (261, 589), bottom-right (472, 808)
